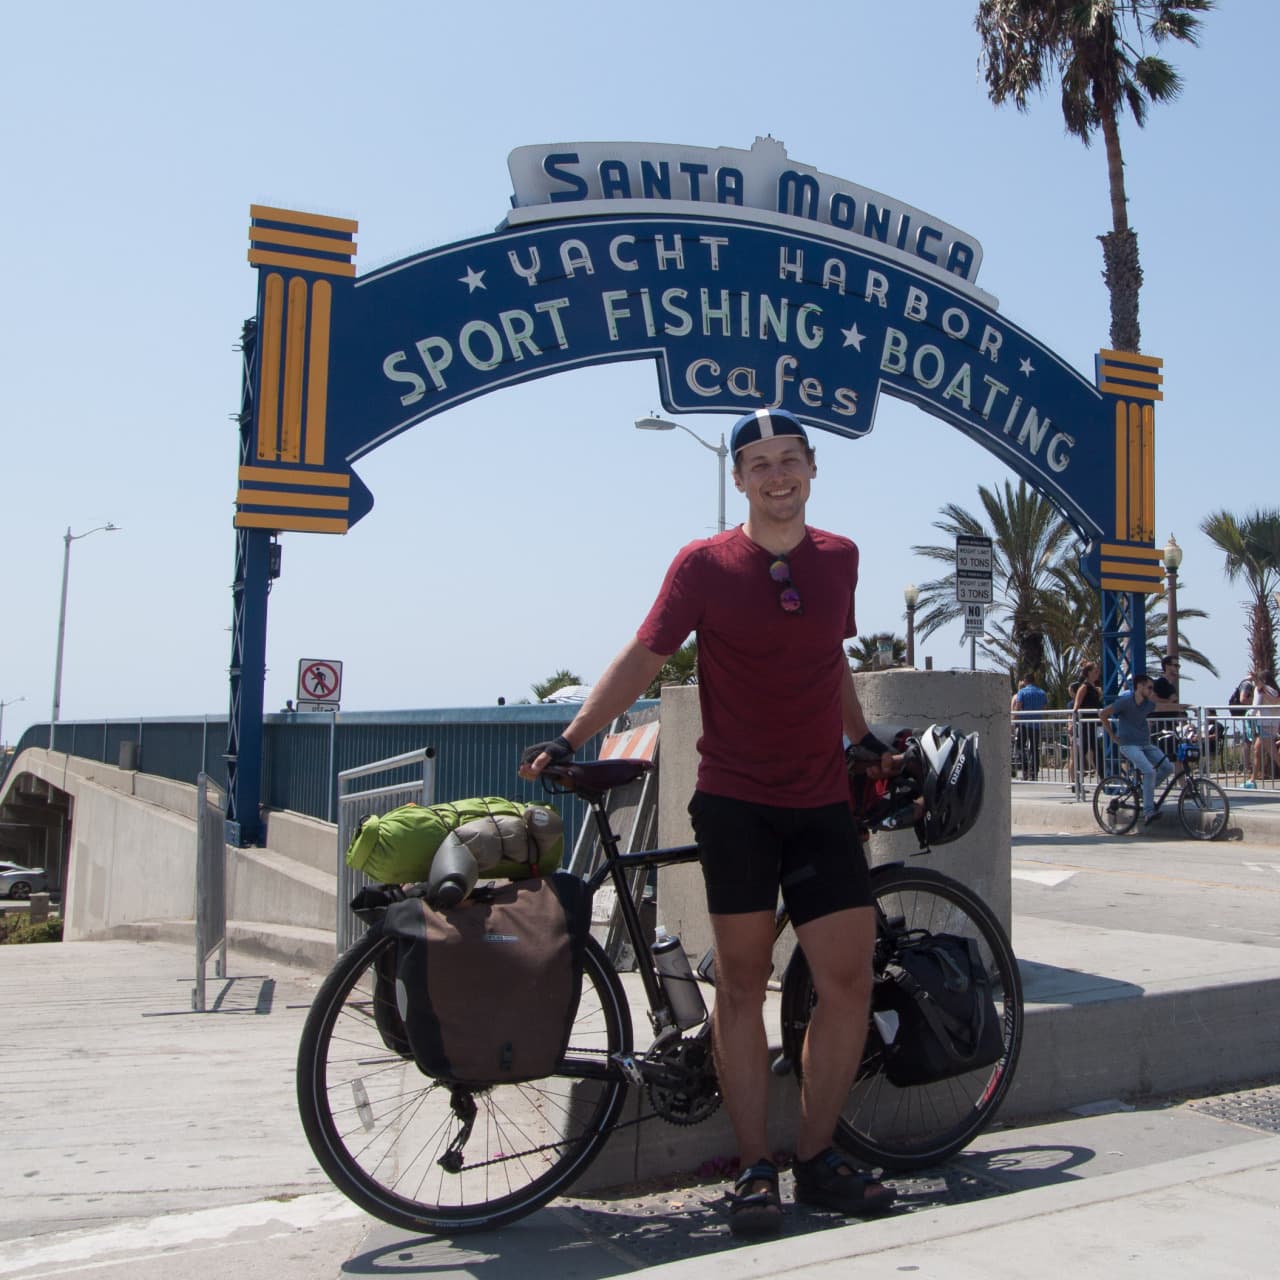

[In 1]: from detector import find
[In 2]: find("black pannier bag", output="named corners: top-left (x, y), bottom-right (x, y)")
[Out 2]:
top-left (381, 872), bottom-right (592, 1087)
top-left (873, 932), bottom-right (1005, 1087)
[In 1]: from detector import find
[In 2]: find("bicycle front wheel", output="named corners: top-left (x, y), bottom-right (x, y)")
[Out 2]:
top-left (1178, 775), bottom-right (1230, 840)
top-left (781, 864), bottom-right (1023, 1172)
top-left (1093, 773), bottom-right (1140, 834)
top-left (297, 928), bottom-right (632, 1234)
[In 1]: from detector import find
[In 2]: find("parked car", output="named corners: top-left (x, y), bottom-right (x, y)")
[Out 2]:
top-left (0, 862), bottom-right (47, 899)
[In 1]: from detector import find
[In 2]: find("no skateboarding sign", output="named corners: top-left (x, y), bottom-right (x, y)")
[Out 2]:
top-left (297, 659), bottom-right (342, 711)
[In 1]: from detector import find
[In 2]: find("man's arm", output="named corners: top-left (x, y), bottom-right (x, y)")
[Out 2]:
top-left (519, 636), bottom-right (669, 779)
top-left (1100, 703), bottom-right (1118, 743)
top-left (841, 662), bottom-right (872, 744)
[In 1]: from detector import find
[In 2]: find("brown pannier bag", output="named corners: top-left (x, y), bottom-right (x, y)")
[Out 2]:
top-left (382, 872), bottom-right (591, 1087)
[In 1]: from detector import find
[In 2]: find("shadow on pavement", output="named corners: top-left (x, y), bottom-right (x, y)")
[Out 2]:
top-left (1019, 957), bottom-right (1145, 1003)
top-left (337, 1140), bottom-right (1102, 1276)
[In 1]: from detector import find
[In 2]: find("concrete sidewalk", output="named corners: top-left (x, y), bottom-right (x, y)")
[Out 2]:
top-left (2, 802), bottom-right (1279, 1278)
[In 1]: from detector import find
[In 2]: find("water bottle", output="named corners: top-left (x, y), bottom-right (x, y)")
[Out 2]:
top-left (424, 834), bottom-right (479, 909)
top-left (651, 926), bottom-right (708, 1029)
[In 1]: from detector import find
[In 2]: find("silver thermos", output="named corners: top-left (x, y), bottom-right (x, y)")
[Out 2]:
top-left (651, 926), bottom-right (708, 1029)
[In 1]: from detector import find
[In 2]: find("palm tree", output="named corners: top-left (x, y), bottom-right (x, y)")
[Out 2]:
top-left (846, 634), bottom-right (907, 672)
top-left (911, 478), bottom-right (1075, 681)
top-left (644, 640), bottom-right (699, 698)
top-left (976, 0), bottom-right (1213, 351)
top-left (1200, 509), bottom-right (1280, 678)
top-left (1040, 557), bottom-right (1215, 694)
top-left (530, 669), bottom-right (583, 701)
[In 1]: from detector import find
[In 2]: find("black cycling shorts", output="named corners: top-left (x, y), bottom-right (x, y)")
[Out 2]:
top-left (687, 790), bottom-right (872, 927)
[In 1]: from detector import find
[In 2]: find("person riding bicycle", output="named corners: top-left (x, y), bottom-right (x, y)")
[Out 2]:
top-left (1099, 673), bottom-right (1185, 826)
top-left (520, 408), bottom-right (895, 1235)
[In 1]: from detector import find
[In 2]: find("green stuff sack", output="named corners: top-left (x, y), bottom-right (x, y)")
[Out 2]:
top-left (345, 797), bottom-right (563, 884)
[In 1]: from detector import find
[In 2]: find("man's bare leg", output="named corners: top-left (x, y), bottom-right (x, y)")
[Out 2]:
top-left (708, 909), bottom-right (777, 1176)
top-left (792, 905), bottom-right (877, 1160)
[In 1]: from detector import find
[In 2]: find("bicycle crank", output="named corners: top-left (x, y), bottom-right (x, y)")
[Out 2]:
top-left (645, 1035), bottom-right (721, 1125)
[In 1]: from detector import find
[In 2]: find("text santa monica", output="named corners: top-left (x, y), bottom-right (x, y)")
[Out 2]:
top-left (507, 138), bottom-right (984, 285)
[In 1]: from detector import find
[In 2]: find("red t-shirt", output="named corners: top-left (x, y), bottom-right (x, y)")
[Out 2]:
top-left (636, 525), bottom-right (859, 807)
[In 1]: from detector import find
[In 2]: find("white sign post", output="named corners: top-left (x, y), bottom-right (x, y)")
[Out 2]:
top-left (956, 538), bottom-right (993, 670)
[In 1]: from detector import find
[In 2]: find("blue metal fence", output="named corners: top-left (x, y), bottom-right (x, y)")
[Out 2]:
top-left (7, 703), bottom-right (654, 857)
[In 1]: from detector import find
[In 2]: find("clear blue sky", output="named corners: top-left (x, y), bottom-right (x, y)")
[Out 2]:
top-left (1, 0), bottom-right (1273, 746)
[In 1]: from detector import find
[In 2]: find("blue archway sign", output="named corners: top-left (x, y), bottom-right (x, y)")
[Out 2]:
top-left (223, 139), bottom-right (1164, 843)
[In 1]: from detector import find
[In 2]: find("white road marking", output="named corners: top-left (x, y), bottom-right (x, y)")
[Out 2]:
top-left (1012, 868), bottom-right (1079, 887)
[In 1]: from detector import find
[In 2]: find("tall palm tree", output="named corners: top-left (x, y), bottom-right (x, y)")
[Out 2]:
top-left (976, 0), bottom-right (1213, 351)
top-left (1200, 509), bottom-right (1280, 679)
top-left (912, 478), bottom-right (1076, 681)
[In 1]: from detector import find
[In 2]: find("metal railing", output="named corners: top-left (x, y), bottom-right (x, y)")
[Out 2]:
top-left (1011, 707), bottom-right (1278, 797)
top-left (335, 747), bottom-right (436, 955)
top-left (192, 774), bottom-right (227, 1010)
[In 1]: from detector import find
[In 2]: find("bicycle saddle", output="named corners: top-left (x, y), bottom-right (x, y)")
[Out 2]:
top-left (545, 758), bottom-right (654, 796)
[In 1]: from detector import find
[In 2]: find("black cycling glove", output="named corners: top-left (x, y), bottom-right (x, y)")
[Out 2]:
top-left (520, 735), bottom-right (574, 768)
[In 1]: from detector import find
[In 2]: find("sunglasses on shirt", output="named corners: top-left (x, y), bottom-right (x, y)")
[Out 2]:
top-left (769, 556), bottom-right (803, 614)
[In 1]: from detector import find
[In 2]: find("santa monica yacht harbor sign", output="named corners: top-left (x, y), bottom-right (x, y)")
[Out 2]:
top-left (223, 137), bottom-right (1163, 841)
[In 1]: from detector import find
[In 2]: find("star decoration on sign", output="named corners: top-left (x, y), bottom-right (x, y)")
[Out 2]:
top-left (1018, 357), bottom-right (1035, 376)
top-left (459, 266), bottom-right (486, 293)
top-left (841, 323), bottom-right (866, 351)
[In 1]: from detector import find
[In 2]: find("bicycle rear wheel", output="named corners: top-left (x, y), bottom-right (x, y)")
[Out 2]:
top-left (1178, 775), bottom-right (1230, 840)
top-left (781, 864), bottom-right (1023, 1172)
top-left (297, 928), bottom-right (632, 1234)
top-left (1093, 773), bottom-right (1140, 834)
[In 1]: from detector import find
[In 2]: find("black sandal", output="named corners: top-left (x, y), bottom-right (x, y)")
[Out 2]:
top-left (727, 1159), bottom-right (783, 1236)
top-left (793, 1147), bottom-right (896, 1215)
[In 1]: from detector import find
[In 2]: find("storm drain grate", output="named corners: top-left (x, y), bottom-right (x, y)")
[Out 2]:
top-left (1189, 1084), bottom-right (1280, 1134)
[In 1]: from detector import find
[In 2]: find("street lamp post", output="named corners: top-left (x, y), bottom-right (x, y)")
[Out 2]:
top-left (50, 523), bottom-right (119, 748)
top-left (635, 416), bottom-right (728, 533)
top-left (1163, 534), bottom-right (1183, 665)
top-left (0, 695), bottom-right (25, 749)
top-left (903, 584), bottom-right (920, 668)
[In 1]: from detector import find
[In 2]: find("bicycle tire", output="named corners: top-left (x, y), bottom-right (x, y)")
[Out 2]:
top-left (297, 927), bottom-right (633, 1234)
top-left (780, 864), bottom-right (1023, 1172)
top-left (1177, 775), bottom-right (1230, 840)
top-left (1092, 772), bottom-right (1140, 835)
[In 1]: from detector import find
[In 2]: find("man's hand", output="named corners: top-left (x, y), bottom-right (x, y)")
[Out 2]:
top-left (518, 735), bottom-right (574, 781)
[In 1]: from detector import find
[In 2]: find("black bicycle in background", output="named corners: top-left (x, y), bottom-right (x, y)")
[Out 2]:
top-left (297, 757), bottom-right (1024, 1235)
top-left (1092, 737), bottom-right (1229, 840)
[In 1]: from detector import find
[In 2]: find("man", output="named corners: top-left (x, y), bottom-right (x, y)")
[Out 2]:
top-left (520, 408), bottom-right (895, 1236)
top-left (1011, 675), bottom-right (1047, 780)
top-left (1100, 674), bottom-right (1181, 824)
top-left (1152, 654), bottom-right (1184, 714)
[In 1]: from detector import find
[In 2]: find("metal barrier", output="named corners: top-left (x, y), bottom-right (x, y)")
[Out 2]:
top-left (192, 774), bottom-right (227, 1011)
top-left (1011, 706), bottom-right (1280, 798)
top-left (335, 747), bottom-right (436, 955)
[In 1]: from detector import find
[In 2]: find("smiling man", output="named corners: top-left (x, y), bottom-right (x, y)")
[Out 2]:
top-left (520, 407), bottom-right (893, 1235)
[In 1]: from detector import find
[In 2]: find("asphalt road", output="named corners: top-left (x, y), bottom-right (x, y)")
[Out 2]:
top-left (1012, 829), bottom-right (1280, 949)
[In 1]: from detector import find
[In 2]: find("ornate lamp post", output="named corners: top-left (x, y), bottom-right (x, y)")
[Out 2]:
top-left (904, 583), bottom-right (920, 669)
top-left (1163, 534), bottom-right (1183, 664)
top-left (635, 416), bottom-right (728, 533)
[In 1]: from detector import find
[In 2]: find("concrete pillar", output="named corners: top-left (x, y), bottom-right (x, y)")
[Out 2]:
top-left (655, 671), bottom-right (1012, 965)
